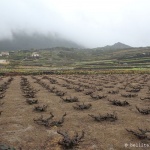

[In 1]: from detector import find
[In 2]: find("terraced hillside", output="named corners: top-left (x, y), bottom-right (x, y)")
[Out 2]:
top-left (1, 46), bottom-right (150, 71)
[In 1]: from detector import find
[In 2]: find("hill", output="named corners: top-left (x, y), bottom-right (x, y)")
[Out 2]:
top-left (95, 42), bottom-right (132, 51)
top-left (0, 46), bottom-right (148, 70)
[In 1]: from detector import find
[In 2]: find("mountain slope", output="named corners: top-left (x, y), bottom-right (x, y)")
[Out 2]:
top-left (103, 42), bottom-right (132, 50)
top-left (0, 32), bottom-right (83, 51)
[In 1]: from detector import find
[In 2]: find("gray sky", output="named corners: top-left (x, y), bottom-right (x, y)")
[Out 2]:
top-left (0, 0), bottom-right (150, 48)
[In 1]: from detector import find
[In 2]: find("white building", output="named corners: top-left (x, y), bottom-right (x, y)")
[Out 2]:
top-left (31, 52), bottom-right (40, 57)
top-left (1, 52), bottom-right (9, 56)
top-left (0, 59), bottom-right (9, 64)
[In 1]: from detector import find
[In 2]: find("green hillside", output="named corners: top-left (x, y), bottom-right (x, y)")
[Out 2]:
top-left (0, 46), bottom-right (150, 71)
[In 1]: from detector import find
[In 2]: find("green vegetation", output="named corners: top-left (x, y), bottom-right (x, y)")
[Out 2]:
top-left (0, 46), bottom-right (149, 74)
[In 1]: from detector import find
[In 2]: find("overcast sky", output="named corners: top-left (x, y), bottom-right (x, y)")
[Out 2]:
top-left (0, 0), bottom-right (150, 48)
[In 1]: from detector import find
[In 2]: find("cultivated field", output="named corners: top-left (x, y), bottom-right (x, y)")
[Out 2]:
top-left (0, 74), bottom-right (150, 150)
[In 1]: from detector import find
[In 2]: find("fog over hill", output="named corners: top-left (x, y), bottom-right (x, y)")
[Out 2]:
top-left (0, 31), bottom-right (83, 51)
top-left (0, 31), bottom-right (135, 51)
top-left (1, 0), bottom-right (150, 48)
top-left (0, 31), bottom-right (132, 51)
top-left (0, 32), bottom-right (133, 51)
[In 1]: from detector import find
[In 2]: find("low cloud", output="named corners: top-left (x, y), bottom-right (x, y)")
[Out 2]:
top-left (0, 0), bottom-right (150, 48)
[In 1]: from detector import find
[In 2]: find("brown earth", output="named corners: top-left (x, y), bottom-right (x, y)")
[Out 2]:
top-left (0, 74), bottom-right (150, 150)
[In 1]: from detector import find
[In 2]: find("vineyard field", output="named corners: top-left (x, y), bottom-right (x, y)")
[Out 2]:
top-left (0, 74), bottom-right (150, 150)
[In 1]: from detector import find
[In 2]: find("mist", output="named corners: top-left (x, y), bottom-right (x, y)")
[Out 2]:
top-left (0, 0), bottom-right (150, 48)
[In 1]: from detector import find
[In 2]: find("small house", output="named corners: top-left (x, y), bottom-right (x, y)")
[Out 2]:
top-left (31, 52), bottom-right (40, 57)
top-left (1, 52), bottom-right (9, 56)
